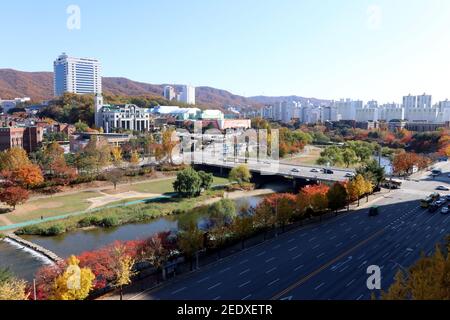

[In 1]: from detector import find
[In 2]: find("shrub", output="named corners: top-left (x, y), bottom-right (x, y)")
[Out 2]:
top-left (99, 217), bottom-right (119, 228)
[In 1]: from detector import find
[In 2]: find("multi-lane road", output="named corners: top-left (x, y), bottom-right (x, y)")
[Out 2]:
top-left (124, 162), bottom-right (450, 301)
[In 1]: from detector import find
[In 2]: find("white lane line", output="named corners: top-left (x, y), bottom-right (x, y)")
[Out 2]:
top-left (329, 236), bottom-right (337, 240)
top-left (239, 281), bottom-right (251, 288)
top-left (219, 267), bottom-right (231, 274)
top-left (266, 267), bottom-right (277, 274)
top-left (239, 259), bottom-right (249, 265)
top-left (294, 265), bottom-right (304, 271)
top-left (197, 277), bottom-right (210, 284)
top-left (346, 279), bottom-right (355, 287)
top-left (171, 287), bottom-right (187, 295)
top-left (273, 245), bottom-right (281, 250)
top-left (240, 268), bottom-right (251, 276)
top-left (312, 244), bottom-right (320, 250)
top-left (257, 251), bottom-right (266, 257)
top-left (289, 246), bottom-right (298, 252)
top-left (268, 279), bottom-right (280, 286)
top-left (288, 238), bottom-right (295, 243)
top-left (309, 237), bottom-right (317, 242)
top-left (317, 253), bottom-right (325, 259)
top-left (242, 294), bottom-right (252, 301)
top-left (314, 282), bottom-right (325, 291)
top-left (336, 242), bottom-right (343, 248)
top-left (208, 282), bottom-right (222, 290)
top-left (266, 257), bottom-right (276, 263)
top-left (356, 294), bottom-right (364, 300)
top-left (292, 253), bottom-right (303, 260)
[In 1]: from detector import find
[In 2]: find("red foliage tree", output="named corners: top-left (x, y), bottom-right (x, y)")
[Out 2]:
top-left (0, 186), bottom-right (30, 209)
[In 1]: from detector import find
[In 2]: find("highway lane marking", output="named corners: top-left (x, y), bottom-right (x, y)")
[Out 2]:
top-left (272, 244), bottom-right (281, 250)
top-left (239, 259), bottom-right (249, 265)
top-left (312, 244), bottom-right (320, 249)
top-left (266, 267), bottom-right (277, 274)
top-left (240, 269), bottom-right (251, 276)
top-left (294, 265), bottom-right (304, 272)
top-left (336, 242), bottom-right (343, 248)
top-left (317, 253), bottom-right (325, 259)
top-left (314, 283), bottom-right (325, 291)
top-left (288, 246), bottom-right (298, 252)
top-left (256, 251), bottom-right (266, 257)
top-left (239, 281), bottom-right (251, 288)
top-left (329, 236), bottom-right (337, 240)
top-left (219, 267), bottom-right (231, 274)
top-left (346, 279), bottom-right (355, 287)
top-left (292, 253), bottom-right (303, 260)
top-left (288, 238), bottom-right (296, 243)
top-left (309, 237), bottom-right (317, 242)
top-left (268, 279), bottom-right (280, 286)
top-left (171, 287), bottom-right (187, 295)
top-left (271, 228), bottom-right (385, 300)
top-left (242, 294), bottom-right (252, 300)
top-left (266, 257), bottom-right (276, 263)
top-left (208, 282), bottom-right (222, 290)
top-left (197, 277), bottom-right (210, 284)
top-left (356, 294), bottom-right (364, 300)
top-left (213, 296), bottom-right (221, 300)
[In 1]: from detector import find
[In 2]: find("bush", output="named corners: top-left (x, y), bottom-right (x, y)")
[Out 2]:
top-left (78, 216), bottom-right (101, 228)
top-left (99, 217), bottom-right (119, 228)
top-left (44, 224), bottom-right (65, 236)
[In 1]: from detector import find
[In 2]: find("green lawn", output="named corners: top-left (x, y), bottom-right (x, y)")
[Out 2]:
top-left (129, 176), bottom-right (229, 194)
top-left (6, 191), bottom-right (101, 224)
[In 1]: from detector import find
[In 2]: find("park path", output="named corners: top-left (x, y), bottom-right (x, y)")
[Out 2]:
top-left (86, 191), bottom-right (161, 210)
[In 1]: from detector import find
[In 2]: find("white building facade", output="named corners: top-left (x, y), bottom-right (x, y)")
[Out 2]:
top-left (54, 53), bottom-right (102, 96)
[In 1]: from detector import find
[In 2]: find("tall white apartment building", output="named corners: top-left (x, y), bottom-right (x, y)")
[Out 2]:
top-left (163, 86), bottom-right (176, 101)
top-left (178, 85), bottom-right (196, 105)
top-left (417, 93), bottom-right (432, 108)
top-left (403, 94), bottom-right (436, 122)
top-left (379, 103), bottom-right (405, 122)
top-left (403, 94), bottom-right (417, 109)
top-left (334, 99), bottom-right (363, 121)
top-left (54, 53), bottom-right (102, 96)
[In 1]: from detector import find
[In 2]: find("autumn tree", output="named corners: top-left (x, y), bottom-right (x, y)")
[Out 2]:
top-left (232, 215), bottom-right (254, 249)
top-left (0, 186), bottom-right (30, 210)
top-left (111, 147), bottom-right (123, 166)
top-left (161, 129), bottom-right (179, 165)
top-left (139, 233), bottom-right (174, 282)
top-left (0, 147), bottom-right (32, 171)
top-left (382, 239), bottom-right (450, 300)
top-left (12, 164), bottom-right (44, 189)
top-left (52, 255), bottom-right (95, 300)
top-left (112, 244), bottom-right (136, 301)
top-left (0, 277), bottom-right (29, 300)
top-left (327, 182), bottom-right (348, 214)
top-left (346, 175), bottom-right (367, 206)
top-left (228, 165), bottom-right (252, 186)
top-left (254, 201), bottom-right (276, 240)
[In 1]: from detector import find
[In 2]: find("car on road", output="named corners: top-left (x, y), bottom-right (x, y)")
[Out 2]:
top-left (369, 207), bottom-right (379, 217)
top-left (436, 199), bottom-right (446, 207)
top-left (441, 207), bottom-right (449, 214)
top-left (323, 169), bottom-right (334, 174)
top-left (345, 172), bottom-right (355, 178)
top-left (429, 203), bottom-right (439, 213)
top-left (446, 195), bottom-right (450, 201)
top-left (291, 168), bottom-right (300, 173)
top-left (311, 168), bottom-right (320, 173)
top-left (436, 186), bottom-right (450, 191)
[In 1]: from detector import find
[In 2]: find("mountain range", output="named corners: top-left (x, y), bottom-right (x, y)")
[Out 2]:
top-left (0, 69), bottom-right (330, 108)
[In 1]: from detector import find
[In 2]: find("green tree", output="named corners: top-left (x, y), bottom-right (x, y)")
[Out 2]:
top-left (198, 171), bottom-right (214, 190)
top-left (229, 165), bottom-right (252, 186)
top-left (177, 220), bottom-right (204, 271)
top-left (342, 148), bottom-right (358, 168)
top-left (173, 167), bottom-right (202, 198)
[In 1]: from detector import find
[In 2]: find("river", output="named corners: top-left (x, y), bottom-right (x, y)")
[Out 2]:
top-left (0, 195), bottom-right (266, 281)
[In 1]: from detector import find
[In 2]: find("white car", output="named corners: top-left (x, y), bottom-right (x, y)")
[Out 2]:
top-left (441, 207), bottom-right (449, 215)
top-left (311, 168), bottom-right (320, 173)
top-left (345, 173), bottom-right (355, 178)
top-left (436, 186), bottom-right (450, 191)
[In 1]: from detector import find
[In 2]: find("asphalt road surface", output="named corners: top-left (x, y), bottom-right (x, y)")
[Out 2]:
top-left (127, 163), bottom-right (450, 301)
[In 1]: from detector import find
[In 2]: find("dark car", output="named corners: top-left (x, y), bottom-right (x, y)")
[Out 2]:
top-left (369, 207), bottom-right (379, 217)
top-left (429, 203), bottom-right (439, 213)
top-left (323, 169), bottom-right (334, 174)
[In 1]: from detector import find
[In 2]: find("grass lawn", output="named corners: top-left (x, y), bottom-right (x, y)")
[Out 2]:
top-left (128, 176), bottom-right (229, 194)
top-left (0, 175), bottom-right (231, 227)
top-left (5, 191), bottom-right (101, 224)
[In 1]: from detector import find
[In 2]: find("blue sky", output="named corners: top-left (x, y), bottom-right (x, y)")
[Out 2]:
top-left (1, 0), bottom-right (450, 102)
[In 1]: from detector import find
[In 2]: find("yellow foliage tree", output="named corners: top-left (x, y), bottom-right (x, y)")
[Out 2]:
top-left (111, 147), bottom-right (123, 166)
top-left (130, 151), bottom-right (140, 166)
top-left (112, 245), bottom-right (136, 301)
top-left (0, 278), bottom-right (29, 300)
top-left (52, 255), bottom-right (95, 300)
